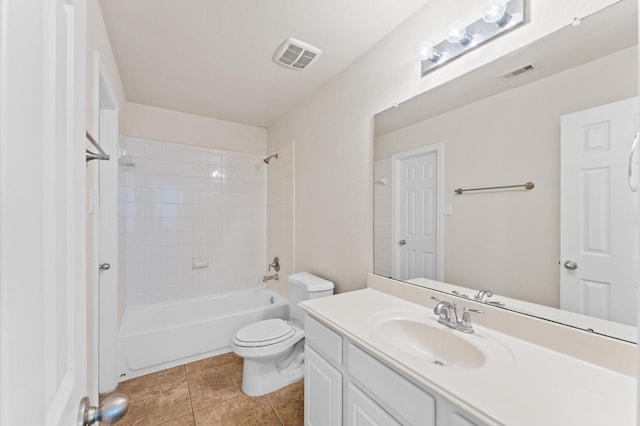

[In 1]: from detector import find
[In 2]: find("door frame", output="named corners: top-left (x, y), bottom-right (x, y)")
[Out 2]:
top-left (91, 53), bottom-right (120, 394)
top-left (391, 144), bottom-right (444, 281)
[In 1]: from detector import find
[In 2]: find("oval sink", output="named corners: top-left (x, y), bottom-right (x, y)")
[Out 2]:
top-left (376, 317), bottom-right (485, 369)
top-left (368, 309), bottom-right (514, 370)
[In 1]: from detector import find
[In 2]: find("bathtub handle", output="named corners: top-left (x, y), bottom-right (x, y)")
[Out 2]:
top-left (269, 257), bottom-right (280, 272)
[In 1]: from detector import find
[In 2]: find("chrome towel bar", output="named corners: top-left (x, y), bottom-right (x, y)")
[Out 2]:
top-left (85, 131), bottom-right (110, 162)
top-left (454, 181), bottom-right (534, 195)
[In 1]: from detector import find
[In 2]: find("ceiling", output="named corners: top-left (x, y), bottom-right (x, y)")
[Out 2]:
top-left (98, 0), bottom-right (430, 128)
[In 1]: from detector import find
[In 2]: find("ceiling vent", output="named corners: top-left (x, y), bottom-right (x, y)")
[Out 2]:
top-left (273, 38), bottom-right (322, 70)
top-left (499, 62), bottom-right (537, 80)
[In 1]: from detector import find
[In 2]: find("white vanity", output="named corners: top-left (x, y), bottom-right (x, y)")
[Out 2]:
top-left (301, 277), bottom-right (636, 425)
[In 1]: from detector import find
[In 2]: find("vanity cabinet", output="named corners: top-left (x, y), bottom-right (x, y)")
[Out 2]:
top-left (305, 315), bottom-right (486, 426)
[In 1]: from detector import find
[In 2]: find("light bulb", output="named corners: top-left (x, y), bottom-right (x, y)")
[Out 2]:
top-left (446, 21), bottom-right (472, 45)
top-left (482, 0), bottom-right (511, 27)
top-left (415, 41), bottom-right (441, 63)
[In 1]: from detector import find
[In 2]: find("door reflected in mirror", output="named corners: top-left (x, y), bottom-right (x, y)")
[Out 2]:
top-left (373, 0), bottom-right (638, 342)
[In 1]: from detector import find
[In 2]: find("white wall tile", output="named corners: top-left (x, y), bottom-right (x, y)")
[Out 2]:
top-left (121, 137), bottom-right (267, 308)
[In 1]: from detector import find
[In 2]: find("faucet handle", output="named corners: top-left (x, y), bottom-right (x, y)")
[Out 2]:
top-left (474, 289), bottom-right (493, 302)
top-left (458, 308), bottom-right (483, 333)
top-left (268, 256), bottom-right (280, 272)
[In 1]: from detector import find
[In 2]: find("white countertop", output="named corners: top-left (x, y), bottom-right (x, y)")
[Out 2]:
top-left (301, 288), bottom-right (636, 426)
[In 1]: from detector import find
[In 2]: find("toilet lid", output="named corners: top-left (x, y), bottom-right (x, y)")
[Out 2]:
top-left (235, 319), bottom-right (295, 346)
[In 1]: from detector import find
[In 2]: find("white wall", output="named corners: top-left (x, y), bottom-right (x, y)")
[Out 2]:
top-left (375, 47), bottom-right (638, 307)
top-left (267, 0), bottom-right (619, 294)
top-left (127, 102), bottom-right (267, 155)
top-left (87, 0), bottom-right (127, 136)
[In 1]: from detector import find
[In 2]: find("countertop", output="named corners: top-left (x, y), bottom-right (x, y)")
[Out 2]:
top-left (300, 288), bottom-right (636, 425)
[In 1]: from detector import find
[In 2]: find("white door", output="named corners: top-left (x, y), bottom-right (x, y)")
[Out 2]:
top-left (0, 0), bottom-right (91, 424)
top-left (560, 97), bottom-right (640, 326)
top-left (392, 147), bottom-right (441, 281)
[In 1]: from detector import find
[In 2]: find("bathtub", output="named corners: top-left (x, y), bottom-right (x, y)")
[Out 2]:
top-left (117, 288), bottom-right (288, 380)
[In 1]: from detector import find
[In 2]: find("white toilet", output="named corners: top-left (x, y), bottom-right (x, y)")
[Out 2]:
top-left (232, 272), bottom-right (334, 396)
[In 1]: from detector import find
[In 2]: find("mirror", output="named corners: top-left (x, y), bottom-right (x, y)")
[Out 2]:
top-left (374, 0), bottom-right (638, 342)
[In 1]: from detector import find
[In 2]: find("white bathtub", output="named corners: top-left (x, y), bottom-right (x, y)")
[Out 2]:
top-left (117, 288), bottom-right (288, 380)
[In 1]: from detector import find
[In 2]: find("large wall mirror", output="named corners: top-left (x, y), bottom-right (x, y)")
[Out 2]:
top-left (374, 0), bottom-right (638, 342)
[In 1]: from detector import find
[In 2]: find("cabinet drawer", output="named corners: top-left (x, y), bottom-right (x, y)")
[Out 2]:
top-left (347, 343), bottom-right (436, 426)
top-left (306, 316), bottom-right (343, 366)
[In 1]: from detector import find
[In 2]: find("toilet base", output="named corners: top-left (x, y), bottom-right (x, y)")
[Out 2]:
top-left (240, 340), bottom-right (305, 396)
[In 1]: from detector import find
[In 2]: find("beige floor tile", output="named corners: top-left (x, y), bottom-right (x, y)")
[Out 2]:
top-left (159, 413), bottom-right (195, 425)
top-left (193, 394), bottom-right (282, 425)
top-left (185, 352), bottom-right (242, 375)
top-left (116, 366), bottom-right (187, 395)
top-left (101, 352), bottom-right (304, 426)
top-left (267, 380), bottom-right (304, 426)
top-left (187, 356), bottom-right (244, 411)
top-left (109, 366), bottom-right (192, 426)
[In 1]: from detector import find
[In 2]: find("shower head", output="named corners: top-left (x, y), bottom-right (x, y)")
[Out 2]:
top-left (263, 153), bottom-right (278, 164)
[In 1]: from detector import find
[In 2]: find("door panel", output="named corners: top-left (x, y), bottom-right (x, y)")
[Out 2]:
top-left (561, 97), bottom-right (639, 325)
top-left (393, 149), bottom-right (440, 280)
top-left (0, 0), bottom-right (88, 424)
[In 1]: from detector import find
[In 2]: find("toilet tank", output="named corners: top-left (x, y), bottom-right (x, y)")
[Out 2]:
top-left (288, 272), bottom-right (334, 327)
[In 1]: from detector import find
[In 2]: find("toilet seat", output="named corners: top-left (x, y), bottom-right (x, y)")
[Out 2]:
top-left (234, 319), bottom-right (296, 348)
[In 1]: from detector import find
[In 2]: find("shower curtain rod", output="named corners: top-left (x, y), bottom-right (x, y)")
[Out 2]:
top-left (85, 131), bottom-right (110, 162)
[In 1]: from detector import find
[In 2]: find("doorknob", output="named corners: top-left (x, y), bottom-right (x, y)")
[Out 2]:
top-left (99, 263), bottom-right (111, 271)
top-left (79, 393), bottom-right (129, 425)
top-left (398, 240), bottom-right (406, 246)
top-left (564, 260), bottom-right (578, 270)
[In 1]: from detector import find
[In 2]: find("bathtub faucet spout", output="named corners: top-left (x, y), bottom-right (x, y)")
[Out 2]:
top-left (263, 273), bottom-right (279, 283)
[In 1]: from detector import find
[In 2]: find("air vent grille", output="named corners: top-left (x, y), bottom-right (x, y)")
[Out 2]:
top-left (274, 38), bottom-right (321, 70)
top-left (500, 62), bottom-right (536, 79)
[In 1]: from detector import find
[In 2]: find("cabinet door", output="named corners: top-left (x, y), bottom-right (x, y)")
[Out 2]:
top-left (346, 383), bottom-right (401, 426)
top-left (305, 346), bottom-right (342, 426)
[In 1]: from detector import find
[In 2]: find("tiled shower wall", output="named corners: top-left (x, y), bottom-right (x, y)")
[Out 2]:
top-left (119, 137), bottom-right (266, 307)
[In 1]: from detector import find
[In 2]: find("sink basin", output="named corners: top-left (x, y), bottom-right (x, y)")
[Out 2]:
top-left (368, 309), bottom-right (513, 370)
top-left (376, 317), bottom-right (485, 369)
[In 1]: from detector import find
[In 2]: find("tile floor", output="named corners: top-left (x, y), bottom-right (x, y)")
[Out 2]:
top-left (101, 352), bottom-right (304, 425)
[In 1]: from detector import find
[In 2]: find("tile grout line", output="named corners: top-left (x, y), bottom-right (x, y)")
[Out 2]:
top-left (183, 363), bottom-right (197, 423)
top-left (266, 395), bottom-right (285, 426)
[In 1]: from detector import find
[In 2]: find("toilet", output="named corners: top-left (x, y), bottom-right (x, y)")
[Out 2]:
top-left (232, 272), bottom-right (334, 396)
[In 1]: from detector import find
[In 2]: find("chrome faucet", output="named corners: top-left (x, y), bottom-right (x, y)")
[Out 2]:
top-left (432, 297), bottom-right (483, 333)
top-left (263, 273), bottom-right (279, 283)
top-left (474, 289), bottom-right (493, 303)
top-left (433, 300), bottom-right (459, 329)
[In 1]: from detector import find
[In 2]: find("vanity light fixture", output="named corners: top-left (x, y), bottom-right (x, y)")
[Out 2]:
top-left (482, 0), bottom-right (511, 27)
top-left (419, 0), bottom-right (525, 77)
top-left (415, 41), bottom-right (441, 63)
top-left (446, 21), bottom-right (473, 45)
